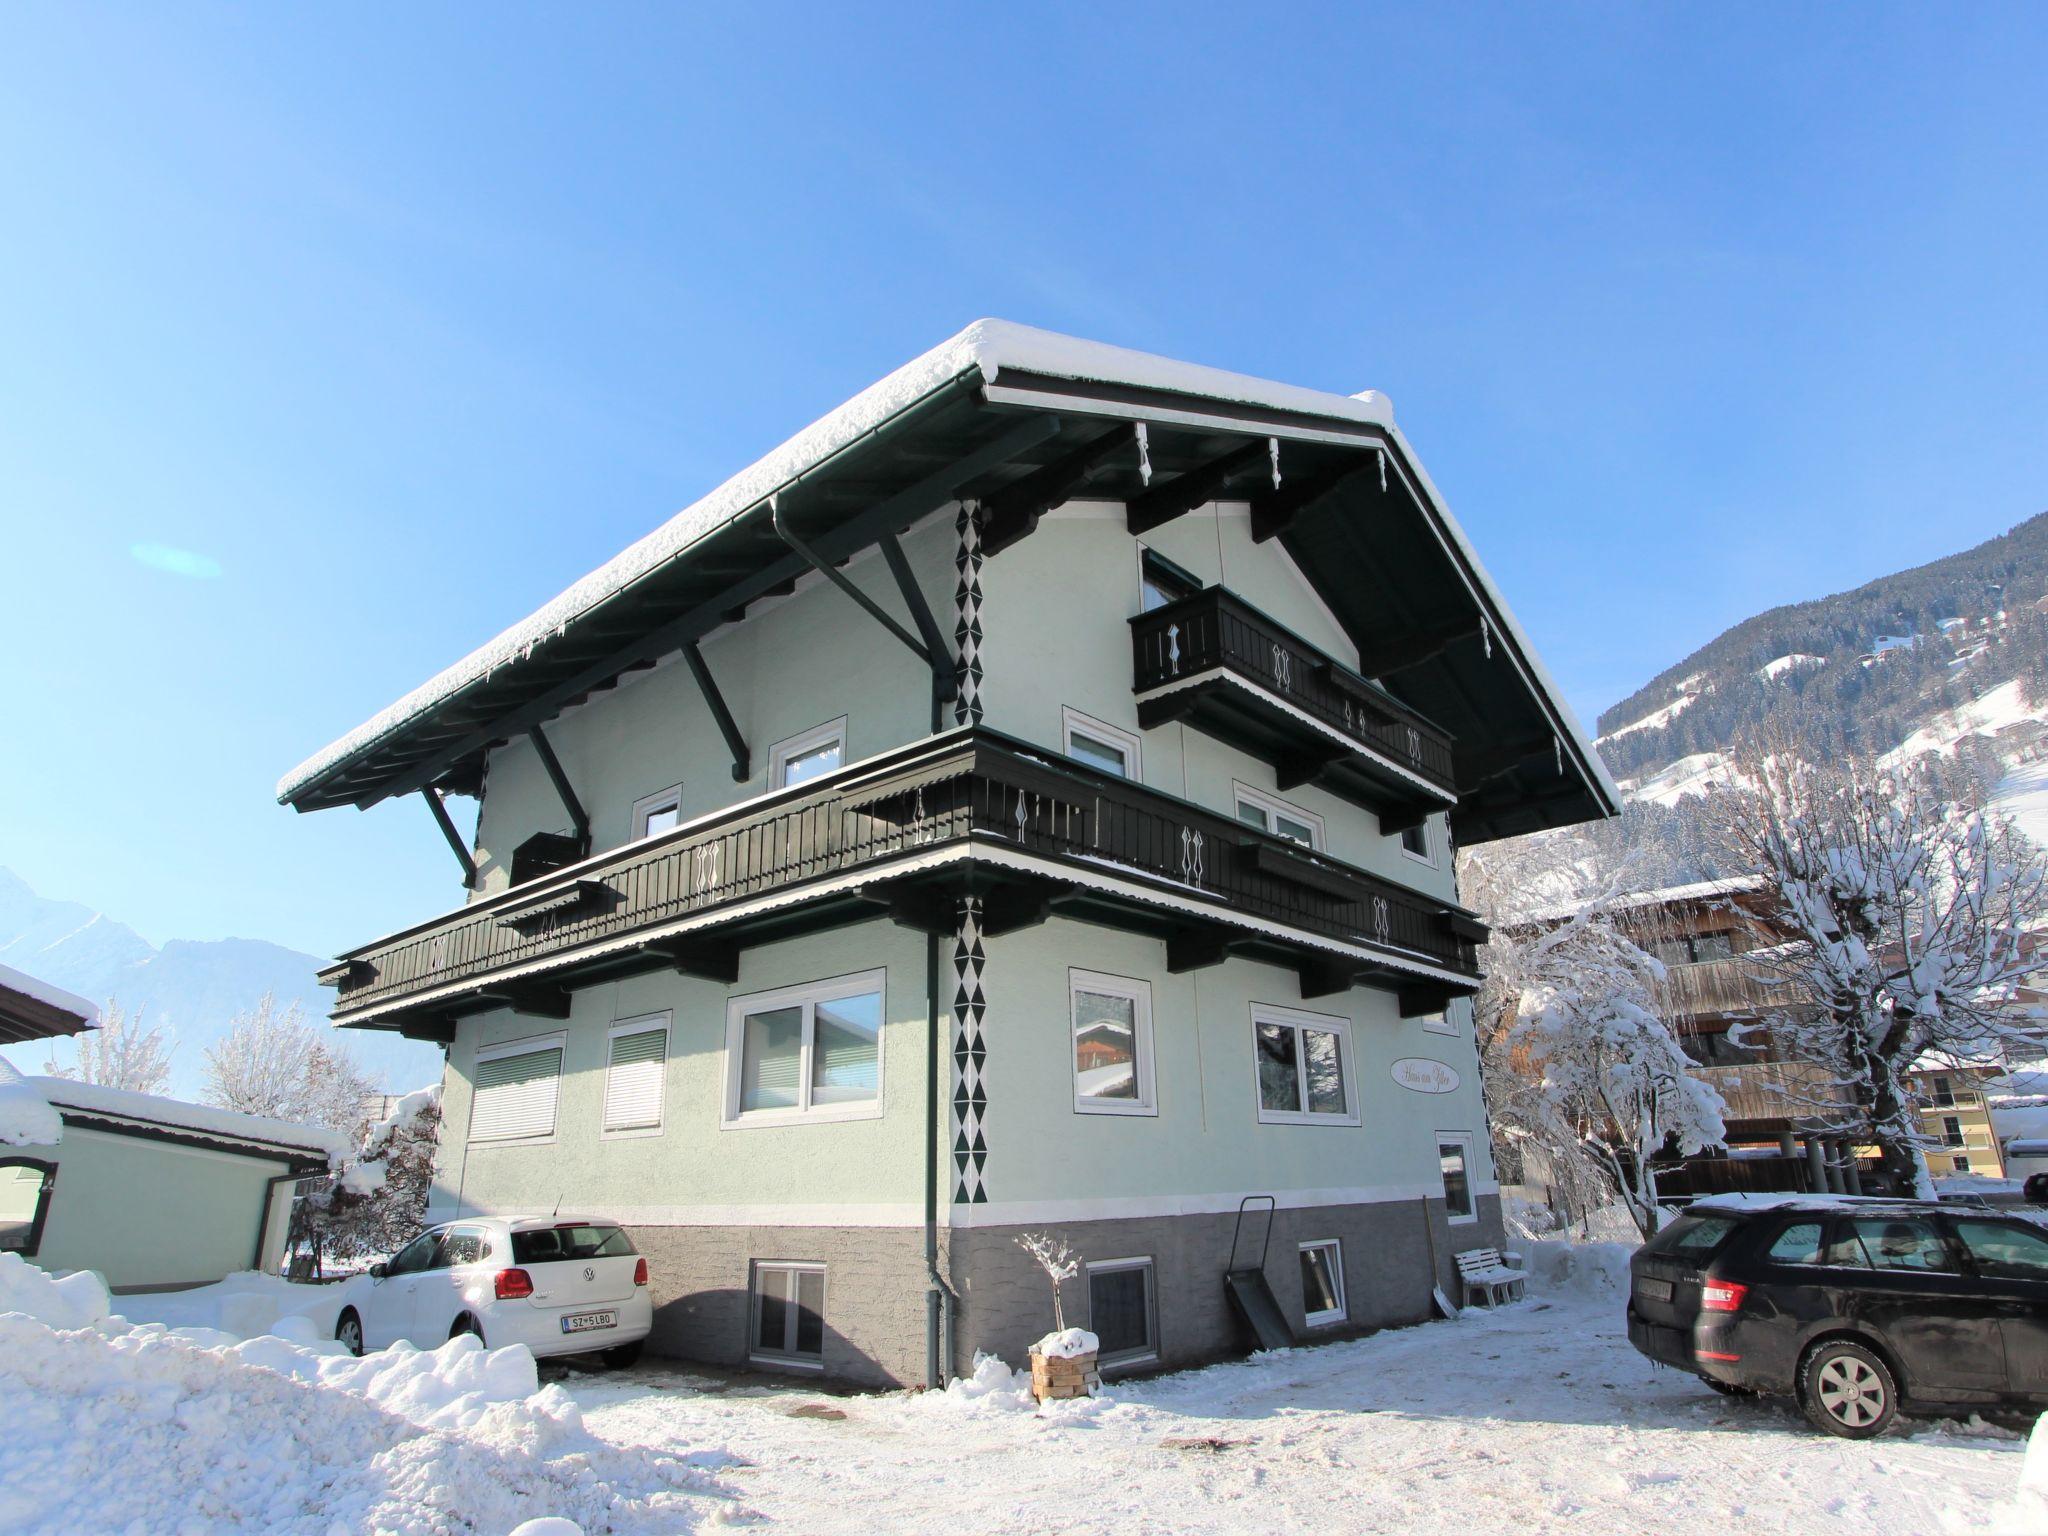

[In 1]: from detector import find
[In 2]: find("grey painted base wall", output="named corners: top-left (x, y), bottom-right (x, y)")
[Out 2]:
top-left (626, 1193), bottom-right (1503, 1389)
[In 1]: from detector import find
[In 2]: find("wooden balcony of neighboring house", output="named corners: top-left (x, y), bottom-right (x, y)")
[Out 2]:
top-left (1692, 1059), bottom-right (1852, 1130)
top-left (319, 725), bottom-right (1488, 1039)
top-left (1660, 956), bottom-right (1807, 1022)
top-left (1130, 586), bottom-right (1458, 834)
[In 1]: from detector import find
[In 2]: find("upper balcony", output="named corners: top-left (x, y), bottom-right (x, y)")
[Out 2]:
top-left (319, 726), bottom-right (1486, 1037)
top-left (1130, 587), bottom-right (1457, 832)
top-left (1660, 956), bottom-right (1808, 1021)
top-left (1693, 1060), bottom-right (1851, 1131)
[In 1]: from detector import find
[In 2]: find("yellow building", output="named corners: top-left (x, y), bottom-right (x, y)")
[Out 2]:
top-left (1906, 1066), bottom-right (2006, 1179)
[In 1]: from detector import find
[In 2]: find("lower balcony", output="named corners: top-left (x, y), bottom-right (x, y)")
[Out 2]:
top-left (320, 727), bottom-right (1486, 1037)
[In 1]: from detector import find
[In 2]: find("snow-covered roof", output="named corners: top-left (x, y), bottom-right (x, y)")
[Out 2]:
top-left (0, 1059), bottom-right (62, 1148)
top-left (31, 1076), bottom-right (347, 1161)
top-left (278, 319), bottom-right (1618, 831)
top-left (0, 961), bottom-right (98, 1045)
top-left (1522, 875), bottom-right (1768, 926)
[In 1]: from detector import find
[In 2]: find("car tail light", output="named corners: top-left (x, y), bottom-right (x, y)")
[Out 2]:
top-left (1700, 1279), bottom-right (1748, 1313)
top-left (494, 1267), bottom-right (535, 1300)
top-left (633, 1257), bottom-right (649, 1287)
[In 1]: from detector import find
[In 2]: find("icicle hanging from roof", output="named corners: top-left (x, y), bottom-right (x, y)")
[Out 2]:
top-left (1481, 615), bottom-right (1493, 659)
top-left (1134, 422), bottom-right (1153, 486)
top-left (1555, 737), bottom-right (1564, 776)
top-left (1268, 437), bottom-right (1282, 489)
top-left (1377, 445), bottom-right (1387, 492)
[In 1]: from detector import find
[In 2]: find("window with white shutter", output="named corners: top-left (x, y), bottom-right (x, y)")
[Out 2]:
top-left (469, 1036), bottom-right (565, 1144)
top-left (603, 1017), bottom-right (669, 1136)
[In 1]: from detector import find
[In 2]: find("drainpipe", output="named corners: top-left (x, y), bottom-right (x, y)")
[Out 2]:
top-left (925, 928), bottom-right (959, 1388)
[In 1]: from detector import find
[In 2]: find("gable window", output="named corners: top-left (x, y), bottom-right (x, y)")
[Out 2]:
top-left (1438, 1133), bottom-right (1477, 1223)
top-left (1061, 707), bottom-right (1142, 779)
top-left (631, 785), bottom-right (684, 840)
top-left (1070, 970), bottom-right (1156, 1116)
top-left (470, 1035), bottom-right (565, 1145)
top-left (1087, 1258), bottom-right (1158, 1366)
top-left (768, 718), bottom-right (847, 790)
top-left (1299, 1240), bottom-right (1347, 1327)
top-left (1233, 784), bottom-right (1323, 850)
top-left (724, 970), bottom-right (884, 1125)
top-left (1137, 545), bottom-right (1201, 612)
top-left (0, 1158), bottom-right (56, 1257)
top-left (602, 1016), bottom-right (670, 1137)
top-left (1400, 821), bottom-right (1433, 863)
top-left (751, 1261), bottom-right (826, 1369)
top-left (1253, 1005), bottom-right (1358, 1125)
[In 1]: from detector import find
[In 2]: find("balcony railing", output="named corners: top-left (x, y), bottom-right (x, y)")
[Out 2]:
top-left (1658, 957), bottom-right (1808, 1020)
top-left (1130, 587), bottom-right (1457, 809)
top-left (1693, 1061), bottom-right (1852, 1126)
top-left (325, 727), bottom-right (1483, 1024)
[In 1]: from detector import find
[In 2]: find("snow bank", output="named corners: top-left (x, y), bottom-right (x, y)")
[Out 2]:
top-left (2018, 1413), bottom-right (2048, 1525)
top-left (114, 1269), bottom-right (356, 1340)
top-left (1033, 1327), bottom-right (1100, 1359)
top-left (0, 1057), bottom-right (61, 1147)
top-left (0, 1252), bottom-right (110, 1329)
top-left (1520, 1239), bottom-right (1636, 1298)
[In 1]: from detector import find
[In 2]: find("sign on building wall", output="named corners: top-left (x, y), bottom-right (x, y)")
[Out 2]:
top-left (1391, 1057), bottom-right (1460, 1094)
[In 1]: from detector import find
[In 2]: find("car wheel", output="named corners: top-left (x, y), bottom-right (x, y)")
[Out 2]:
top-left (449, 1314), bottom-right (486, 1347)
top-left (1800, 1340), bottom-right (1898, 1438)
top-left (601, 1341), bottom-right (643, 1370)
top-left (335, 1309), bottom-right (364, 1358)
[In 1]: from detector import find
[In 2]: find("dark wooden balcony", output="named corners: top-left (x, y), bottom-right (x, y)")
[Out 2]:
top-left (1129, 587), bottom-right (1457, 831)
top-left (324, 727), bottom-right (1485, 1036)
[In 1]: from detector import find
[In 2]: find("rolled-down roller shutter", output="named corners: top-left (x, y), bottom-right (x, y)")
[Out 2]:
top-left (604, 1024), bottom-right (669, 1132)
top-left (471, 1043), bottom-right (563, 1142)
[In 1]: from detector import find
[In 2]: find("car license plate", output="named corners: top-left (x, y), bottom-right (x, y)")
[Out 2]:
top-left (561, 1309), bottom-right (617, 1334)
top-left (1635, 1277), bottom-right (1673, 1303)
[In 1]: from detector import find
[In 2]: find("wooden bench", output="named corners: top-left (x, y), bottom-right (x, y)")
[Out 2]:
top-left (1454, 1247), bottom-right (1526, 1308)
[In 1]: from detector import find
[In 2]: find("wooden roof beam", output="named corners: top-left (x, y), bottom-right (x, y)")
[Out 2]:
top-left (1126, 438), bottom-right (1274, 536)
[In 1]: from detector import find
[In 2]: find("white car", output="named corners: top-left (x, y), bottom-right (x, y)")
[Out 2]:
top-left (334, 1215), bottom-right (654, 1366)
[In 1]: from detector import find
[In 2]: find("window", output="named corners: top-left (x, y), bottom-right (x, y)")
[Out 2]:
top-left (1927, 1074), bottom-right (1956, 1107)
top-left (1437, 1134), bottom-right (1477, 1223)
top-left (1070, 970), bottom-right (1156, 1115)
top-left (1418, 1006), bottom-right (1457, 1037)
top-left (1400, 822), bottom-right (1433, 863)
top-left (631, 784), bottom-right (684, 840)
top-left (725, 970), bottom-right (884, 1125)
top-left (1087, 1258), bottom-right (1157, 1366)
top-left (1842, 1217), bottom-right (1961, 1274)
top-left (1650, 939), bottom-right (1693, 969)
top-left (1765, 1221), bottom-right (1826, 1266)
top-left (511, 1224), bottom-right (635, 1264)
top-left (1137, 545), bottom-right (1201, 612)
top-left (768, 719), bottom-right (846, 790)
top-left (752, 1262), bottom-right (826, 1368)
top-left (436, 1227), bottom-right (490, 1267)
top-left (1954, 1219), bottom-right (2048, 1281)
top-left (1234, 783), bottom-right (1323, 850)
top-left (1645, 1213), bottom-right (1739, 1261)
top-left (1061, 706), bottom-right (1142, 779)
top-left (470, 1036), bottom-right (565, 1144)
top-left (1253, 1006), bottom-right (1357, 1125)
top-left (1942, 1115), bottom-right (1966, 1147)
top-left (1299, 1240), bottom-right (1347, 1327)
top-left (603, 1016), bottom-right (670, 1136)
top-left (385, 1229), bottom-right (442, 1276)
top-left (0, 1159), bottom-right (55, 1257)
top-left (1691, 931), bottom-right (1735, 962)
top-left (1952, 1154), bottom-right (1971, 1172)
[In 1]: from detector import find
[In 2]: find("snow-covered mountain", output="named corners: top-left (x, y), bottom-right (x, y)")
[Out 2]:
top-left (0, 866), bottom-right (436, 1097)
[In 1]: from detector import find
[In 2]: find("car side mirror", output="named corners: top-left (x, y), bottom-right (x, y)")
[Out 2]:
top-left (368, 1261), bottom-right (389, 1280)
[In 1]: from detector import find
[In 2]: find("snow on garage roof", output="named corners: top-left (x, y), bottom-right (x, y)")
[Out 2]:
top-left (0, 962), bottom-right (99, 1045)
top-left (31, 1076), bottom-right (347, 1161)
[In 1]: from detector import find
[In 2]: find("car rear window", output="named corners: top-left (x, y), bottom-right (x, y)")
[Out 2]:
top-left (511, 1224), bottom-right (637, 1264)
top-left (1645, 1213), bottom-right (1741, 1260)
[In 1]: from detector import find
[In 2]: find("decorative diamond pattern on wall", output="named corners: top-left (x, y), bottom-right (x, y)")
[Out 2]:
top-left (953, 502), bottom-right (985, 726)
top-left (952, 894), bottom-right (988, 1203)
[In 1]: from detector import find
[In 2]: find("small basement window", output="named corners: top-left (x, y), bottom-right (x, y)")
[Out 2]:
top-left (470, 1036), bottom-right (565, 1144)
top-left (768, 719), bottom-right (846, 790)
top-left (752, 1261), bottom-right (826, 1368)
top-left (1299, 1240), bottom-right (1346, 1326)
top-left (1070, 970), bottom-right (1156, 1115)
top-left (725, 970), bottom-right (884, 1124)
top-left (1061, 706), bottom-right (1142, 779)
top-left (1087, 1258), bottom-right (1158, 1366)
top-left (0, 1159), bottom-right (56, 1257)
top-left (1437, 1134), bottom-right (1477, 1223)
top-left (603, 1016), bottom-right (670, 1136)
top-left (631, 785), bottom-right (684, 840)
top-left (1253, 1006), bottom-right (1357, 1125)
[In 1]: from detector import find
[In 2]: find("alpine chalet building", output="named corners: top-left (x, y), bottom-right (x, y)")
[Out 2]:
top-left (280, 323), bottom-right (1617, 1385)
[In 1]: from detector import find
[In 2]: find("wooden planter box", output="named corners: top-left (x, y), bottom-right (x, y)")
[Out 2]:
top-left (1029, 1349), bottom-right (1101, 1402)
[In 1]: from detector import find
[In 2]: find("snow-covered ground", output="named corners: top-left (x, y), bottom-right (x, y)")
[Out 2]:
top-left (5, 1245), bottom-right (2042, 1534)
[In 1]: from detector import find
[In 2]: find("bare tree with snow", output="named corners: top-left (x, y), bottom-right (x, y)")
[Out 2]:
top-left (1016, 1231), bottom-right (1081, 1332)
top-left (41, 999), bottom-right (174, 1095)
top-left (1722, 742), bottom-right (2048, 1197)
top-left (202, 991), bottom-right (377, 1137)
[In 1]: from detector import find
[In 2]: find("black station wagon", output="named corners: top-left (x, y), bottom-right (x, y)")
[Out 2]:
top-left (1626, 1195), bottom-right (2048, 1437)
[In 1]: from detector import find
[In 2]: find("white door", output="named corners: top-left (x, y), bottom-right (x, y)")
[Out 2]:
top-left (364, 1229), bottom-right (442, 1347)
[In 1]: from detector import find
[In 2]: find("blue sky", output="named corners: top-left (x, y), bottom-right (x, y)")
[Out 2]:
top-left (3, 5), bottom-right (2045, 960)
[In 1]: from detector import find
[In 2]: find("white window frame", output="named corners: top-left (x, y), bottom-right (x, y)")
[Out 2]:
top-left (1135, 542), bottom-right (1201, 613)
top-left (1418, 1002), bottom-right (1458, 1037)
top-left (722, 968), bottom-right (886, 1128)
top-left (468, 1031), bottom-right (566, 1147)
top-left (1085, 1256), bottom-right (1159, 1368)
top-left (1069, 969), bottom-right (1158, 1117)
top-left (1437, 1131), bottom-right (1479, 1224)
top-left (1061, 706), bottom-right (1143, 780)
top-left (1232, 782), bottom-right (1324, 850)
top-left (630, 783), bottom-right (684, 841)
top-left (1252, 1003), bottom-right (1360, 1126)
top-left (1399, 818), bottom-right (1436, 867)
top-left (601, 1014), bottom-right (671, 1139)
top-left (1299, 1239), bottom-right (1347, 1327)
top-left (749, 1260), bottom-right (827, 1371)
top-left (767, 717), bottom-right (848, 791)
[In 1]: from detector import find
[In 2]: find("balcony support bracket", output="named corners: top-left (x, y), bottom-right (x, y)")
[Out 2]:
top-left (856, 881), bottom-right (960, 937)
top-left (475, 982), bottom-right (573, 1021)
top-left (526, 724), bottom-right (591, 847)
top-left (1297, 959), bottom-right (1362, 1001)
top-left (1275, 745), bottom-right (1349, 793)
top-left (1127, 439), bottom-right (1272, 536)
top-left (681, 641), bottom-right (751, 783)
top-left (981, 426), bottom-right (1132, 557)
top-left (1166, 926), bottom-right (1236, 974)
top-left (421, 789), bottom-right (477, 889)
top-left (644, 935), bottom-right (741, 984)
top-left (1398, 984), bottom-right (1460, 1020)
